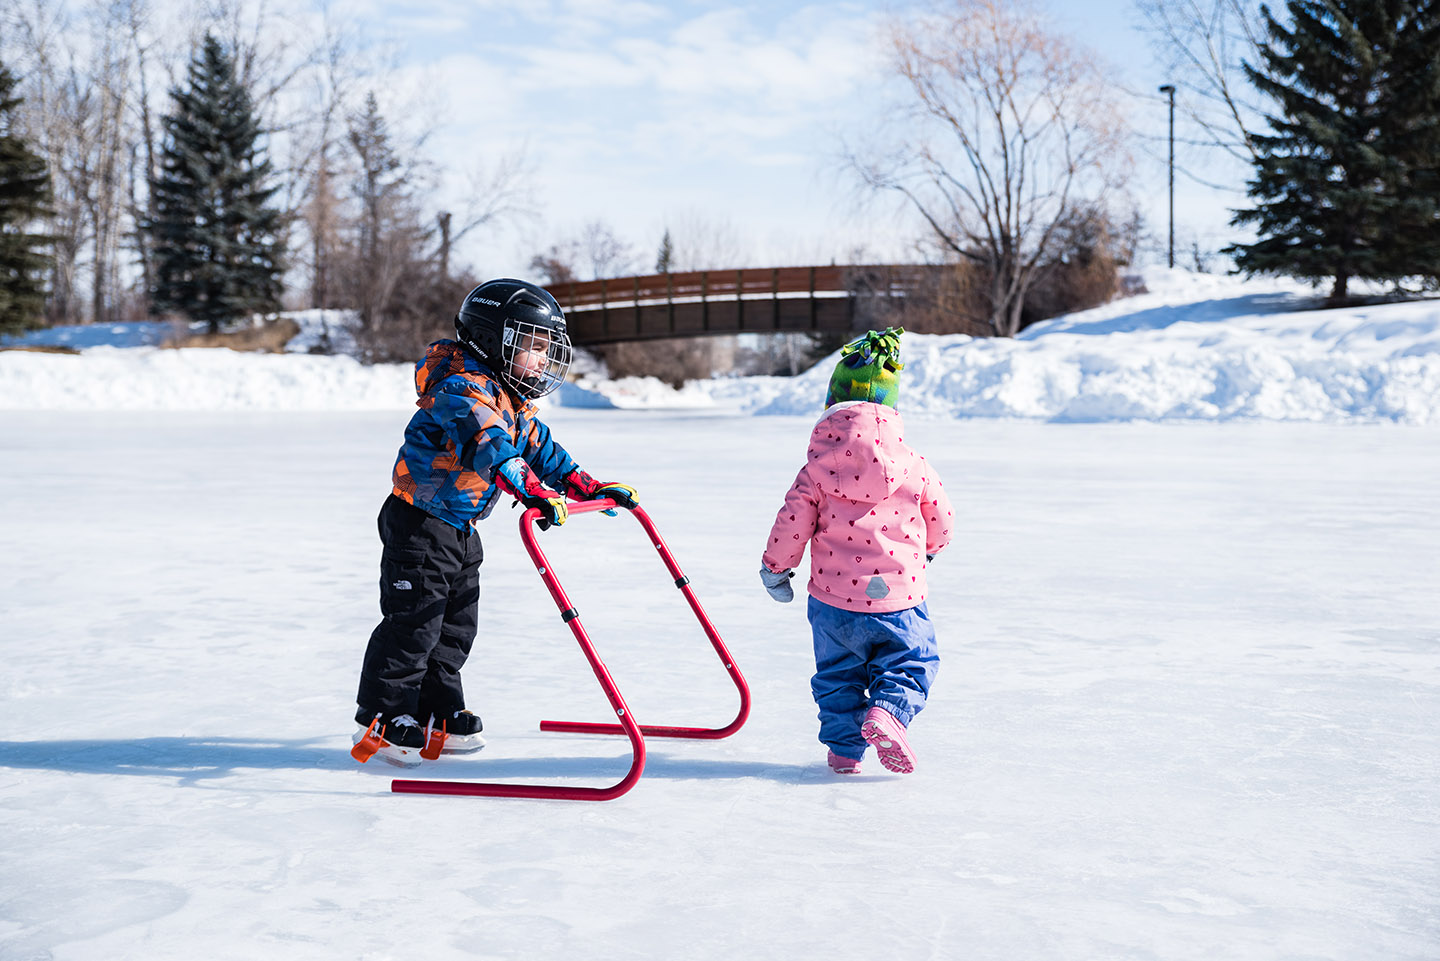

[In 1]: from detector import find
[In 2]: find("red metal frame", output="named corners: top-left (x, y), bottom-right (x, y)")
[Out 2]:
top-left (391, 499), bottom-right (750, 801)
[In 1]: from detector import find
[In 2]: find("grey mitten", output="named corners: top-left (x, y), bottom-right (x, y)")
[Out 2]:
top-left (759, 566), bottom-right (795, 603)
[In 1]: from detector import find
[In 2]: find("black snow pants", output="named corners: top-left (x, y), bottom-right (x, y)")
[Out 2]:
top-left (356, 494), bottom-right (483, 723)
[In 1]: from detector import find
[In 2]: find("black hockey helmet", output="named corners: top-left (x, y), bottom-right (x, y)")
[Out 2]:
top-left (454, 278), bottom-right (572, 400)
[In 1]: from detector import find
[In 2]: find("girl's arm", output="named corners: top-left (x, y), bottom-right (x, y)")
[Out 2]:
top-left (921, 459), bottom-right (954, 557)
top-left (762, 467), bottom-right (820, 572)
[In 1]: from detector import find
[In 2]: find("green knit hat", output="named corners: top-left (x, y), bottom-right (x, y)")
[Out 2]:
top-left (824, 327), bottom-right (904, 409)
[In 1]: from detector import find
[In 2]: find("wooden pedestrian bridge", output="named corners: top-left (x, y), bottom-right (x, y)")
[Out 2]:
top-left (551, 264), bottom-right (944, 346)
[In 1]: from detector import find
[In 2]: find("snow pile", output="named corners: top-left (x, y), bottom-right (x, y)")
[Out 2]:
top-left (0, 346), bottom-right (413, 411)
top-left (2, 267), bottom-right (1438, 421)
top-left (566, 346), bottom-right (720, 409)
top-left (577, 375), bottom-right (719, 409)
top-left (739, 271), bottom-right (1440, 422)
top-left (282, 308), bottom-right (360, 355)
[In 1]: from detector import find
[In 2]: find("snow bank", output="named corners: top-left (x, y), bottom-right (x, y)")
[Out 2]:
top-left (282, 308), bottom-right (360, 355)
top-left (744, 311), bottom-right (1440, 422)
top-left (2, 268), bottom-right (1438, 421)
top-left (0, 346), bottom-right (414, 411)
top-left (728, 270), bottom-right (1440, 423)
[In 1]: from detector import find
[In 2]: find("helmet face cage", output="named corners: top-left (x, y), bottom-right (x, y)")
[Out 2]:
top-left (500, 318), bottom-right (571, 401)
top-left (454, 279), bottom-right (571, 401)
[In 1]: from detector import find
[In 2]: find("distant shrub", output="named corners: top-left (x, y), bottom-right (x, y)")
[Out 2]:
top-left (166, 317), bottom-right (300, 352)
top-left (350, 267), bottom-right (479, 365)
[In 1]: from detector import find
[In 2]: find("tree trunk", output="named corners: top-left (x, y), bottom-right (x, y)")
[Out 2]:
top-left (437, 211), bottom-right (452, 282)
top-left (312, 160), bottom-right (329, 310)
top-left (128, 144), bottom-right (153, 312)
top-left (1000, 295), bottom-right (1024, 338)
top-left (313, 227), bottom-right (328, 309)
top-left (1330, 271), bottom-right (1349, 304)
top-left (130, 12), bottom-right (159, 317)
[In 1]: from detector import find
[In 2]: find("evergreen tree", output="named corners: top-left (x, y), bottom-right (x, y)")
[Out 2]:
top-left (1378, 3), bottom-right (1440, 284)
top-left (1226, 1), bottom-right (1440, 301)
top-left (655, 228), bottom-right (673, 274)
top-left (0, 62), bottom-right (52, 336)
top-left (148, 34), bottom-right (285, 332)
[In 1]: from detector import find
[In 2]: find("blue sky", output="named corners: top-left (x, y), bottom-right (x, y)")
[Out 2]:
top-left (351, 0), bottom-right (1250, 278)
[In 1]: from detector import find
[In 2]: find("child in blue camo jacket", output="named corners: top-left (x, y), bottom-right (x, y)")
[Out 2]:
top-left (352, 278), bottom-right (638, 767)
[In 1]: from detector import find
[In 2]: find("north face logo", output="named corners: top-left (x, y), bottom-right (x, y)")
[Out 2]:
top-left (392, 580), bottom-right (413, 591)
top-left (865, 576), bottom-right (889, 599)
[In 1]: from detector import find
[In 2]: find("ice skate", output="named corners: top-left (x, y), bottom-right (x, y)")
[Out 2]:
top-left (423, 709), bottom-right (486, 759)
top-left (860, 706), bottom-right (915, 774)
top-left (351, 712), bottom-right (425, 767)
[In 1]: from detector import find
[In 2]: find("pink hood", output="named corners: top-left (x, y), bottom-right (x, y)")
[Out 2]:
top-left (763, 402), bottom-right (953, 613)
top-left (808, 402), bottom-right (920, 503)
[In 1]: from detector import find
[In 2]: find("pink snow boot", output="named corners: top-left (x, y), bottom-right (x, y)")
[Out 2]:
top-left (827, 750), bottom-right (862, 774)
top-left (861, 706), bottom-right (915, 774)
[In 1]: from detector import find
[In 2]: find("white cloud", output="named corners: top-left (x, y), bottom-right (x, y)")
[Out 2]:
top-left (403, 4), bottom-right (899, 275)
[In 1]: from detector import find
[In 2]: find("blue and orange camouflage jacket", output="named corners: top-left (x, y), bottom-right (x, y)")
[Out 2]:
top-left (390, 340), bottom-right (576, 530)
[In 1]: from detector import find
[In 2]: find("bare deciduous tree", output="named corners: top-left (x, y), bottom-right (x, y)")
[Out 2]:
top-left (526, 219), bottom-right (635, 284)
top-left (851, 0), bottom-right (1131, 337)
top-left (2, 0), bottom-right (532, 331)
top-left (577, 219), bottom-right (636, 279)
top-left (527, 246), bottom-right (577, 286)
top-left (81, 0), bottom-right (133, 325)
top-left (442, 149), bottom-right (535, 267)
top-left (285, 3), bottom-right (363, 309)
top-left (665, 209), bottom-right (745, 271)
top-left (124, 0), bottom-right (162, 307)
top-left (2, 0), bottom-right (319, 323)
top-left (4, 0), bottom-right (93, 323)
top-left (1136, 0), bottom-right (1269, 163)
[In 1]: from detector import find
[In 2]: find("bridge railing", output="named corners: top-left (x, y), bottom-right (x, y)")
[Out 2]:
top-left (552, 264), bottom-right (934, 345)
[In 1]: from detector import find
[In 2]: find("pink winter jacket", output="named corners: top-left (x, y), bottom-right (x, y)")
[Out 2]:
top-left (762, 401), bottom-right (953, 613)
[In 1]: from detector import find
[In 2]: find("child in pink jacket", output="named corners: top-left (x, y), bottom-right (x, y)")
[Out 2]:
top-left (760, 328), bottom-right (953, 775)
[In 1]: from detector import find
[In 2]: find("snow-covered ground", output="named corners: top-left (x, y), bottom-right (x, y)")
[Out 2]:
top-left (2, 269), bottom-right (1438, 422)
top-left (1, 269), bottom-right (1437, 959)
top-left (0, 411), bottom-right (1435, 960)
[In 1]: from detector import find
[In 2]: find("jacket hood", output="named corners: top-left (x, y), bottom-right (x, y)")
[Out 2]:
top-left (415, 339), bottom-right (498, 398)
top-left (806, 401), bottom-right (918, 504)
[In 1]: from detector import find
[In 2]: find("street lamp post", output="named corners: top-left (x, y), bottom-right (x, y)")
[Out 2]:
top-left (1158, 84), bottom-right (1176, 269)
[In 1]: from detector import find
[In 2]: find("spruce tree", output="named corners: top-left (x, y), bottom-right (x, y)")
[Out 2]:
top-left (1378, 4), bottom-right (1440, 285)
top-left (0, 62), bottom-right (52, 336)
top-left (655, 228), bottom-right (673, 274)
top-left (148, 34), bottom-right (285, 332)
top-left (346, 92), bottom-right (410, 332)
top-left (1226, 1), bottom-right (1439, 301)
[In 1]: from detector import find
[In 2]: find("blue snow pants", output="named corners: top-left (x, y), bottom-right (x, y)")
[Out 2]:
top-left (807, 596), bottom-right (939, 760)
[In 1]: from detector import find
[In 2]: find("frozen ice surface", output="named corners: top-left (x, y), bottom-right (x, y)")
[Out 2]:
top-left (0, 410), bottom-right (1436, 960)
